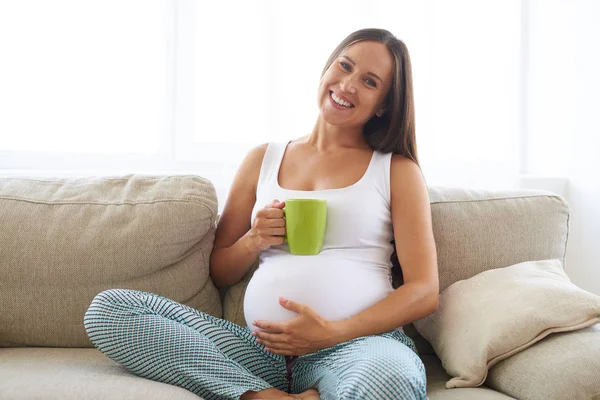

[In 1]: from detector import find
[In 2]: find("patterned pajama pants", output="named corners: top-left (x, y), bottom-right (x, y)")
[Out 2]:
top-left (83, 289), bottom-right (428, 400)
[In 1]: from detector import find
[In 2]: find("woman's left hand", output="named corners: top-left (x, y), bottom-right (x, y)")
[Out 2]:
top-left (252, 297), bottom-right (340, 356)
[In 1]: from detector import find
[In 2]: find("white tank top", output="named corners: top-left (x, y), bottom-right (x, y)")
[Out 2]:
top-left (244, 141), bottom-right (400, 332)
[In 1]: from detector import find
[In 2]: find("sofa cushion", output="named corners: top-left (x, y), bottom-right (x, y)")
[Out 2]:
top-left (0, 175), bottom-right (220, 347)
top-left (413, 259), bottom-right (600, 389)
top-left (487, 322), bottom-right (600, 400)
top-left (0, 347), bottom-right (202, 399)
top-left (222, 188), bottom-right (570, 357)
top-left (0, 347), bottom-right (513, 400)
top-left (427, 187), bottom-right (569, 293)
top-left (421, 355), bottom-right (516, 400)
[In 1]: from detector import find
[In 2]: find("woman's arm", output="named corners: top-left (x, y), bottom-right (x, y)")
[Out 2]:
top-left (331, 155), bottom-right (439, 342)
top-left (209, 144), bottom-right (268, 289)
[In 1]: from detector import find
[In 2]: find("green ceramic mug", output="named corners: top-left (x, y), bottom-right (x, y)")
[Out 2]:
top-left (282, 199), bottom-right (327, 255)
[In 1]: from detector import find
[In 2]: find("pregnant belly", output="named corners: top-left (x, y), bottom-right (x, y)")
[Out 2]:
top-left (243, 260), bottom-right (393, 332)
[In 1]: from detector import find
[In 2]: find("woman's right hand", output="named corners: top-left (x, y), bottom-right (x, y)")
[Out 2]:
top-left (246, 200), bottom-right (287, 252)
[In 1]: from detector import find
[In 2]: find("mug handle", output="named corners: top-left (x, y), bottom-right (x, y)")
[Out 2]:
top-left (282, 208), bottom-right (287, 242)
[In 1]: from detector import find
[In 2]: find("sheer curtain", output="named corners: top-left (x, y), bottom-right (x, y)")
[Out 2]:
top-left (0, 0), bottom-right (522, 208)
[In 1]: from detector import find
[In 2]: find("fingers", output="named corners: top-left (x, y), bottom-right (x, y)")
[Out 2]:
top-left (255, 331), bottom-right (287, 345)
top-left (263, 230), bottom-right (286, 241)
top-left (253, 320), bottom-right (286, 332)
top-left (270, 228), bottom-right (287, 237)
top-left (248, 200), bottom-right (287, 251)
top-left (255, 334), bottom-right (294, 353)
top-left (265, 218), bottom-right (285, 228)
top-left (255, 200), bottom-right (285, 221)
top-left (253, 218), bottom-right (285, 236)
top-left (257, 208), bottom-right (285, 219)
top-left (266, 199), bottom-right (286, 209)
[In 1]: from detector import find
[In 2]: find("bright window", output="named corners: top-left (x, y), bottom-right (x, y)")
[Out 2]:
top-left (0, 0), bottom-right (523, 196)
top-left (0, 0), bottom-right (168, 155)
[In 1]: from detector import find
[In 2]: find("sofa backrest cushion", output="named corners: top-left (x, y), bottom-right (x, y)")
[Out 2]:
top-left (427, 187), bottom-right (569, 293)
top-left (0, 175), bottom-right (219, 347)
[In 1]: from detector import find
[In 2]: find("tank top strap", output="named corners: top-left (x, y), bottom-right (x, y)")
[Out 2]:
top-left (256, 141), bottom-right (288, 196)
top-left (368, 150), bottom-right (394, 211)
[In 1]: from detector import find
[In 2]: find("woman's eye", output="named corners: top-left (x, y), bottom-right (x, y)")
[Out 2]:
top-left (365, 78), bottom-right (377, 88)
top-left (340, 61), bottom-right (351, 71)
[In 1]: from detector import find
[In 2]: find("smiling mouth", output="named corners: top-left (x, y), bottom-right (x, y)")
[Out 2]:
top-left (330, 91), bottom-right (355, 108)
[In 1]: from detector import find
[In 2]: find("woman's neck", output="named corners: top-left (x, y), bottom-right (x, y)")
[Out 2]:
top-left (301, 117), bottom-right (369, 152)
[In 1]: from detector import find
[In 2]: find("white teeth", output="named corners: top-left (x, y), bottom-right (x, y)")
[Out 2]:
top-left (331, 92), bottom-right (352, 108)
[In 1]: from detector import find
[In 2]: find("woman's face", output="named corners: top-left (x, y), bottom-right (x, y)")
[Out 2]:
top-left (318, 40), bottom-right (394, 129)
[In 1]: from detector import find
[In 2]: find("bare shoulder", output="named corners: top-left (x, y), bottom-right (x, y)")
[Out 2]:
top-left (390, 154), bottom-right (429, 216)
top-left (247, 142), bottom-right (269, 160)
top-left (245, 143), bottom-right (269, 173)
top-left (390, 153), bottom-right (420, 171)
top-left (213, 143), bottom-right (269, 249)
top-left (390, 154), bottom-right (426, 186)
top-left (237, 143), bottom-right (269, 191)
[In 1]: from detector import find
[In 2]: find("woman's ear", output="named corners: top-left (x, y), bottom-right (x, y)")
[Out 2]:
top-left (376, 106), bottom-right (387, 117)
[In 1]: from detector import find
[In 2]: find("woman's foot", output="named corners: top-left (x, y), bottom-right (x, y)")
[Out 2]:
top-left (240, 388), bottom-right (320, 400)
top-left (291, 389), bottom-right (321, 399)
top-left (240, 388), bottom-right (292, 399)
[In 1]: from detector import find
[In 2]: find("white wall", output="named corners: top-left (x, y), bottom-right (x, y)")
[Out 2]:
top-left (527, 0), bottom-right (600, 294)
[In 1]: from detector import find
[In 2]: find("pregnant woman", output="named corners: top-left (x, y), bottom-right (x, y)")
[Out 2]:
top-left (84, 28), bottom-right (439, 400)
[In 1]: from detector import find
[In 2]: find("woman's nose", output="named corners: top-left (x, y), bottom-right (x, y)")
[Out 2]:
top-left (340, 78), bottom-right (357, 94)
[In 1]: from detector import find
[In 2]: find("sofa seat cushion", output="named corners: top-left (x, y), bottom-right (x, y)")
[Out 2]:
top-left (422, 355), bottom-right (516, 400)
top-left (0, 348), bottom-right (512, 400)
top-left (0, 347), bottom-right (202, 399)
top-left (487, 323), bottom-right (600, 400)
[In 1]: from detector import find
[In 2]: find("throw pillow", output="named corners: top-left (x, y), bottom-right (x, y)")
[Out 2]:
top-left (413, 259), bottom-right (600, 389)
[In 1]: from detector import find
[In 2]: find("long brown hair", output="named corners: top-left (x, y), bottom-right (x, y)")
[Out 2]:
top-left (322, 28), bottom-right (419, 288)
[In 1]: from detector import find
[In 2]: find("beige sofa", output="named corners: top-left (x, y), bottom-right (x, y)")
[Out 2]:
top-left (0, 174), bottom-right (595, 400)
